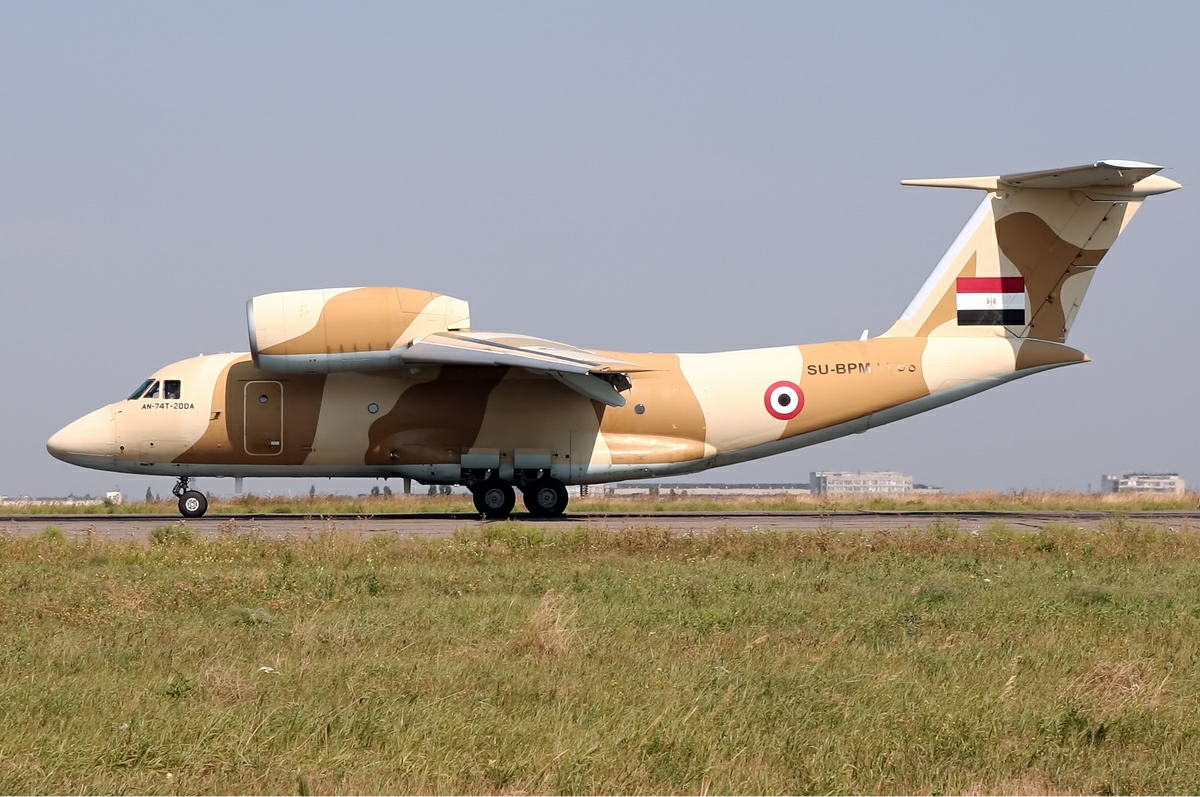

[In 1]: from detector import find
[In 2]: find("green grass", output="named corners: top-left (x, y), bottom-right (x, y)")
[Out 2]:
top-left (5, 489), bottom-right (1198, 516)
top-left (3, 521), bottom-right (1200, 793)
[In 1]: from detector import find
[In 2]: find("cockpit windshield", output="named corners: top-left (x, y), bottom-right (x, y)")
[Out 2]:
top-left (127, 378), bottom-right (155, 400)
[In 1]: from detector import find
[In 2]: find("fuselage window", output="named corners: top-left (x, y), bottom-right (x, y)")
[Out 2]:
top-left (144, 381), bottom-right (161, 399)
top-left (164, 380), bottom-right (181, 400)
top-left (127, 378), bottom-right (155, 400)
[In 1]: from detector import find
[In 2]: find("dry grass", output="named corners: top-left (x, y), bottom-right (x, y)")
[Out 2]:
top-left (511, 589), bottom-right (579, 658)
top-left (1071, 660), bottom-right (1169, 715)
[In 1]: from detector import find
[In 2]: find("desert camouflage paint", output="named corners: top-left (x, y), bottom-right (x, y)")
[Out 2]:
top-left (48, 161), bottom-right (1181, 498)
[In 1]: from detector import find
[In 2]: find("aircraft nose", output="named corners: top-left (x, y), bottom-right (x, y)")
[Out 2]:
top-left (47, 407), bottom-right (118, 463)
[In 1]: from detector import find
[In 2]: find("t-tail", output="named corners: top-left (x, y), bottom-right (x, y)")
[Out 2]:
top-left (882, 160), bottom-right (1180, 344)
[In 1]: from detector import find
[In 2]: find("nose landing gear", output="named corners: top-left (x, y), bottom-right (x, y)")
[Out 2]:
top-left (172, 477), bottom-right (208, 518)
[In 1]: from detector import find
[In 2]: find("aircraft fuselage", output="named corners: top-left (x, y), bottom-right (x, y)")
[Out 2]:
top-left (48, 335), bottom-right (1083, 485)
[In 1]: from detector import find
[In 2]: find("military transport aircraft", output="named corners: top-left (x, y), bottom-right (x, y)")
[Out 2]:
top-left (48, 160), bottom-right (1180, 519)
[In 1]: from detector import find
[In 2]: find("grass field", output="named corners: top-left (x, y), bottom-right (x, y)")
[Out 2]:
top-left (3, 519), bottom-right (1200, 793)
top-left (6, 488), bottom-right (1198, 515)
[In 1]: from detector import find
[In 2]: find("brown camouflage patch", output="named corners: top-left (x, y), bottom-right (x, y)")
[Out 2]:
top-left (995, 212), bottom-right (1107, 343)
top-left (366, 366), bottom-right (508, 465)
top-left (175, 358), bottom-right (327, 466)
top-left (259, 287), bottom-right (441, 356)
top-left (1013, 339), bottom-right (1088, 371)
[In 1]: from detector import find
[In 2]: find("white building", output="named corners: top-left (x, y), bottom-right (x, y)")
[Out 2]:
top-left (1101, 473), bottom-right (1186, 495)
top-left (0, 491), bottom-right (124, 507)
top-left (810, 471), bottom-right (914, 496)
top-left (605, 483), bottom-right (811, 497)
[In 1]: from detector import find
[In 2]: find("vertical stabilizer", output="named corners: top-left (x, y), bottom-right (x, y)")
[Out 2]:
top-left (882, 160), bottom-right (1180, 342)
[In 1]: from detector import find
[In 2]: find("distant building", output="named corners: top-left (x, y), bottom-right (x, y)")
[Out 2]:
top-left (606, 482), bottom-right (811, 497)
top-left (811, 471), bottom-right (914, 496)
top-left (0, 491), bottom-right (124, 507)
top-left (1101, 473), bottom-right (1186, 495)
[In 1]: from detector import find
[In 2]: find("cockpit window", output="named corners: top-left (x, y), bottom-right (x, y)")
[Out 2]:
top-left (164, 380), bottom-right (181, 400)
top-left (144, 381), bottom-right (161, 399)
top-left (127, 378), bottom-right (155, 400)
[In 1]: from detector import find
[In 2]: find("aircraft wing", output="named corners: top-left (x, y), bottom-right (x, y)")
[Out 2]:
top-left (403, 331), bottom-right (652, 407)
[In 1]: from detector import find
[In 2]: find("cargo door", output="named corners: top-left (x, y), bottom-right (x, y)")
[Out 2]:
top-left (244, 381), bottom-right (283, 455)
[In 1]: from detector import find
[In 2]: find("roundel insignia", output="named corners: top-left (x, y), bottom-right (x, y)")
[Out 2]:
top-left (764, 380), bottom-right (804, 420)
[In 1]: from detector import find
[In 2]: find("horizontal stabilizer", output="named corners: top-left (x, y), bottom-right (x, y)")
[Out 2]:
top-left (902, 160), bottom-right (1181, 197)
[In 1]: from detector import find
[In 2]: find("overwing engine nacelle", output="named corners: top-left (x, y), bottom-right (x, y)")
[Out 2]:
top-left (248, 287), bottom-right (472, 374)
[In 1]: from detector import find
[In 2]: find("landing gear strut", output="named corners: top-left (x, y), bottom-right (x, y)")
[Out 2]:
top-left (172, 477), bottom-right (208, 519)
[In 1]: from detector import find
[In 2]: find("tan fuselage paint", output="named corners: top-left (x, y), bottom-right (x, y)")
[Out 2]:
top-left (175, 358), bottom-right (328, 467)
top-left (258, 288), bottom-right (444, 356)
top-left (596, 353), bottom-right (709, 464)
top-left (917, 253), bottom-right (979, 337)
top-left (161, 326), bottom-right (1088, 482)
top-left (786, 339), bottom-right (931, 437)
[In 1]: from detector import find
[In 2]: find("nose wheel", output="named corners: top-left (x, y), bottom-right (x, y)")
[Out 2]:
top-left (172, 477), bottom-right (208, 518)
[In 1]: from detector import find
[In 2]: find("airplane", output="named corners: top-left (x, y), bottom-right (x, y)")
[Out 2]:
top-left (47, 160), bottom-right (1180, 519)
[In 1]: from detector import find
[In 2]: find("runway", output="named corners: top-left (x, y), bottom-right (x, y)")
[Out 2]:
top-left (3, 510), bottom-right (1199, 540)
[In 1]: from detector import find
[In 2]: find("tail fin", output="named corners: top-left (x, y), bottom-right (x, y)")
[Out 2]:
top-left (882, 160), bottom-right (1180, 341)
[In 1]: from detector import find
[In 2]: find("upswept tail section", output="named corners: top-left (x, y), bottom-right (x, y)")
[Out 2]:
top-left (882, 160), bottom-right (1180, 342)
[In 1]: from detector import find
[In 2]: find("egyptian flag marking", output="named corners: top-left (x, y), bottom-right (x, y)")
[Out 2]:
top-left (956, 276), bottom-right (1026, 325)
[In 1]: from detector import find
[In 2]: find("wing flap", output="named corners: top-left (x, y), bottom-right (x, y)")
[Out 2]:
top-left (402, 331), bottom-right (651, 407)
top-left (405, 331), bottom-right (651, 373)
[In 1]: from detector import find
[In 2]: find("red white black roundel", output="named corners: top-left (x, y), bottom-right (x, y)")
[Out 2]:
top-left (764, 381), bottom-right (804, 420)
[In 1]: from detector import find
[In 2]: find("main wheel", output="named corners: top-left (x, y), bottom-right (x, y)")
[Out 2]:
top-left (472, 478), bottom-right (515, 519)
top-left (179, 490), bottom-right (208, 518)
top-left (522, 477), bottom-right (569, 517)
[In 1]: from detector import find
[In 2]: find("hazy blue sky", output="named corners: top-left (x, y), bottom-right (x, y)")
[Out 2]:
top-left (3, 2), bottom-right (1197, 498)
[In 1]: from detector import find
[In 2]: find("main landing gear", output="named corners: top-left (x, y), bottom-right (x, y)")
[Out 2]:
top-left (522, 477), bottom-right (569, 518)
top-left (467, 473), bottom-right (570, 520)
top-left (172, 477), bottom-right (208, 518)
top-left (471, 477), bottom-right (516, 519)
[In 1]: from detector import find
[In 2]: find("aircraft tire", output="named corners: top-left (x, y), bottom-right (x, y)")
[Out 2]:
top-left (522, 477), bottom-right (569, 517)
top-left (179, 490), bottom-right (208, 518)
top-left (473, 479), bottom-right (515, 519)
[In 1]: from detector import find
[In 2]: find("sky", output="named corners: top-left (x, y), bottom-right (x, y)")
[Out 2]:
top-left (2, 1), bottom-right (1197, 498)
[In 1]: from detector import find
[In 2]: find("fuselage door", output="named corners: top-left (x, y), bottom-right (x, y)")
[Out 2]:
top-left (244, 381), bottom-right (283, 456)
